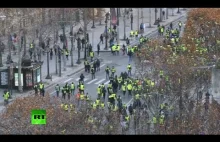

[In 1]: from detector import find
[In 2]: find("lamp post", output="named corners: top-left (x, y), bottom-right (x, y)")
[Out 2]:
top-left (148, 8), bottom-right (152, 28)
top-left (58, 45), bottom-right (62, 77)
top-left (76, 37), bottom-right (81, 64)
top-left (172, 8), bottom-right (174, 16)
top-left (45, 46), bottom-right (51, 79)
top-left (70, 28), bottom-right (74, 67)
top-left (154, 8), bottom-right (158, 25)
top-left (62, 8), bottom-right (66, 71)
top-left (123, 8), bottom-right (126, 40)
top-left (0, 15), bottom-right (6, 67)
top-left (91, 8), bottom-right (96, 28)
top-left (104, 13), bottom-right (108, 50)
top-left (116, 8), bottom-right (119, 44)
top-left (177, 8), bottom-right (181, 14)
top-left (159, 8), bottom-right (162, 22)
top-left (166, 8), bottom-right (168, 19)
top-left (130, 9), bottom-right (133, 30)
top-left (141, 8), bottom-right (144, 23)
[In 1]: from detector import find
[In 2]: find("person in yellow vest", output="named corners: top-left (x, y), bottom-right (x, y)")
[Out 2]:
top-left (125, 115), bottom-right (130, 128)
top-left (127, 83), bottom-right (132, 96)
top-left (64, 103), bottom-right (68, 111)
top-left (135, 30), bottom-right (138, 38)
top-left (100, 101), bottom-right (105, 109)
top-left (70, 82), bottom-right (75, 96)
top-left (135, 93), bottom-right (140, 100)
top-left (112, 44), bottom-right (116, 55)
top-left (127, 64), bottom-right (132, 76)
top-left (130, 30), bottom-right (134, 38)
top-left (95, 97), bottom-right (101, 107)
top-left (97, 85), bottom-right (102, 98)
top-left (65, 49), bottom-right (69, 60)
top-left (121, 83), bottom-right (126, 96)
top-left (80, 84), bottom-right (84, 94)
top-left (89, 50), bottom-right (94, 62)
top-left (80, 92), bottom-right (85, 100)
top-left (159, 114), bottom-right (165, 126)
top-left (39, 82), bottom-right (45, 97)
top-left (3, 90), bottom-right (10, 106)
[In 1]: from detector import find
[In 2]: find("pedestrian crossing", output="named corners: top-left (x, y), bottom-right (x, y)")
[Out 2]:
top-left (73, 77), bottom-right (111, 85)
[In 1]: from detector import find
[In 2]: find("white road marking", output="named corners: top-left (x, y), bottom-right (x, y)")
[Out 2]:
top-left (95, 79), bottom-right (106, 84)
top-left (87, 78), bottom-right (98, 84)
top-left (100, 64), bottom-right (106, 68)
top-left (51, 91), bottom-right (56, 95)
top-left (76, 78), bottom-right (80, 81)
top-left (84, 78), bottom-right (89, 81)
top-left (104, 80), bottom-right (110, 85)
top-left (126, 98), bottom-right (133, 106)
top-left (76, 78), bottom-right (88, 82)
top-left (64, 78), bottom-right (73, 83)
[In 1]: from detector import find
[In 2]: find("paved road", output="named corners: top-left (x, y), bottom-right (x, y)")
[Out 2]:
top-left (45, 15), bottom-right (188, 107)
top-left (0, 8), bottom-right (188, 110)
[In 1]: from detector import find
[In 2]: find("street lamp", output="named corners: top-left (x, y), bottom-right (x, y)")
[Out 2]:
top-left (177, 8), bottom-right (181, 14)
top-left (159, 8), bottom-right (162, 22)
top-left (166, 8), bottom-right (168, 19)
top-left (123, 8), bottom-right (126, 40)
top-left (45, 46), bottom-right (52, 79)
top-left (91, 8), bottom-right (96, 28)
top-left (104, 13), bottom-right (108, 50)
top-left (58, 45), bottom-right (62, 77)
top-left (154, 8), bottom-right (158, 25)
top-left (172, 8), bottom-right (174, 16)
top-left (130, 9), bottom-right (133, 30)
top-left (148, 8), bottom-right (152, 28)
top-left (141, 8), bottom-right (144, 23)
top-left (70, 29), bottom-right (74, 67)
top-left (0, 15), bottom-right (6, 67)
top-left (76, 36), bottom-right (81, 64)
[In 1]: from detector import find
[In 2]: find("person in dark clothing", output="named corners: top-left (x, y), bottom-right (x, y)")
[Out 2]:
top-left (96, 59), bottom-right (100, 71)
top-left (87, 64), bottom-right (91, 73)
top-left (170, 22), bottom-right (173, 29)
top-left (126, 38), bottom-right (130, 45)
top-left (102, 86), bottom-right (107, 101)
top-left (128, 104), bottom-right (133, 116)
top-left (100, 34), bottom-right (104, 44)
top-left (50, 48), bottom-right (53, 60)
top-left (124, 71), bottom-right (128, 80)
top-left (93, 62), bottom-right (97, 72)
top-left (162, 11), bottom-right (165, 20)
top-left (112, 80), bottom-right (118, 93)
top-left (80, 73), bottom-right (85, 83)
top-left (42, 89), bottom-right (45, 97)
top-left (122, 44), bottom-right (126, 55)
top-left (97, 44), bottom-right (100, 56)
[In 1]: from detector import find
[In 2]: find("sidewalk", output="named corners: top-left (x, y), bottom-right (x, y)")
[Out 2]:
top-left (0, 8), bottom-right (189, 108)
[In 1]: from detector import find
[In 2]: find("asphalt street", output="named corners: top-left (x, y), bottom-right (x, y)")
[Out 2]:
top-left (0, 8), bottom-right (188, 110)
top-left (45, 15), bottom-right (187, 106)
